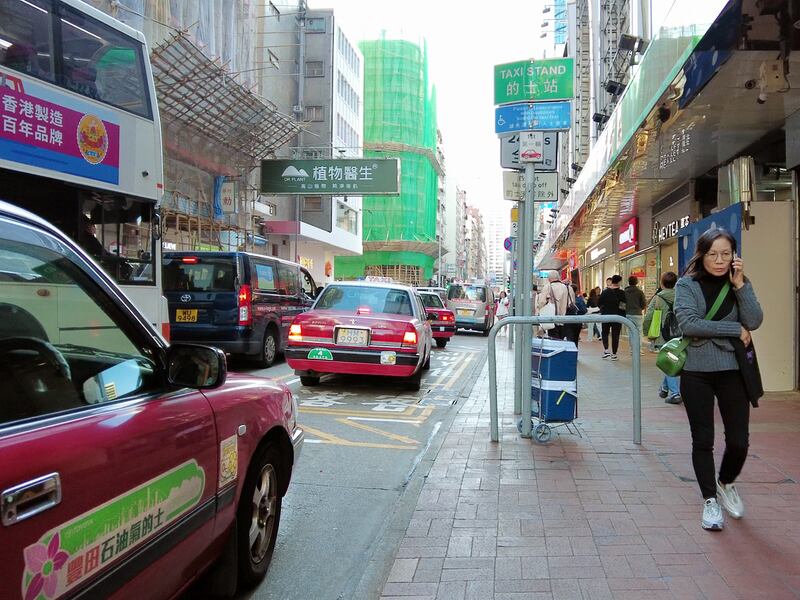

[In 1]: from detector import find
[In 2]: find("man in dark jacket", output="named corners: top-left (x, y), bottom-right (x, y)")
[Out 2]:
top-left (624, 276), bottom-right (647, 355)
top-left (598, 275), bottom-right (626, 360)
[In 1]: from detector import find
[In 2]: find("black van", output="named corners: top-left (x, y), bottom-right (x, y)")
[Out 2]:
top-left (163, 252), bottom-right (318, 366)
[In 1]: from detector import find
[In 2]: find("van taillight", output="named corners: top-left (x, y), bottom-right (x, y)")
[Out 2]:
top-left (238, 284), bottom-right (252, 326)
top-left (181, 256), bottom-right (199, 264)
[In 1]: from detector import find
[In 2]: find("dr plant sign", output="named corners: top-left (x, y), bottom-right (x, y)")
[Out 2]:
top-left (261, 158), bottom-right (400, 195)
top-left (494, 58), bottom-right (574, 104)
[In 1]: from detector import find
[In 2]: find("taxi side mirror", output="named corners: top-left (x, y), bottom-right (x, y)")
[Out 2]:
top-left (167, 344), bottom-right (227, 389)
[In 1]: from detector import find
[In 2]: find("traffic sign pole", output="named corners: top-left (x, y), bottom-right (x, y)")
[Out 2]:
top-left (513, 198), bottom-right (526, 418)
top-left (519, 161), bottom-right (536, 438)
top-left (508, 238), bottom-right (515, 352)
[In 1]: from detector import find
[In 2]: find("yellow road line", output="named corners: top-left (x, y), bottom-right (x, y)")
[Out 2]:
top-left (444, 353), bottom-right (474, 389)
top-left (302, 425), bottom-right (416, 450)
top-left (419, 406), bottom-right (435, 419)
top-left (336, 418), bottom-right (419, 445)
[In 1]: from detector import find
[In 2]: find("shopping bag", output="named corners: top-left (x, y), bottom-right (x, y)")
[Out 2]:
top-left (656, 337), bottom-right (690, 377)
top-left (647, 309), bottom-right (663, 339)
top-left (732, 338), bottom-right (764, 407)
top-left (539, 302), bottom-right (556, 331)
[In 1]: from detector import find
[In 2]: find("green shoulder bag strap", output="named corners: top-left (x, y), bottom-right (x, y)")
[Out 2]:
top-left (673, 280), bottom-right (732, 353)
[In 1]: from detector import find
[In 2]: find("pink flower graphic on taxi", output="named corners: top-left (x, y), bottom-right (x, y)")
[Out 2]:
top-left (23, 533), bottom-right (69, 600)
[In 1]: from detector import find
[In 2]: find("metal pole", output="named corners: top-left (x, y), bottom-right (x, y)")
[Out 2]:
top-left (519, 162), bottom-right (535, 438)
top-left (513, 199), bottom-right (527, 416)
top-left (488, 314), bottom-right (641, 444)
top-left (508, 237), bottom-right (515, 350)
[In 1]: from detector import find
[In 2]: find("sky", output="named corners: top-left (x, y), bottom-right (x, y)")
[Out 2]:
top-left (312, 0), bottom-right (551, 224)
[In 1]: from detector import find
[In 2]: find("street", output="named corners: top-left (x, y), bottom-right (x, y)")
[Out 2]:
top-left (235, 332), bottom-right (487, 600)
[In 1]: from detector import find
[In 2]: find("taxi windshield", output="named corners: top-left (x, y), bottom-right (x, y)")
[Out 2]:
top-left (447, 285), bottom-right (486, 302)
top-left (316, 285), bottom-right (414, 316)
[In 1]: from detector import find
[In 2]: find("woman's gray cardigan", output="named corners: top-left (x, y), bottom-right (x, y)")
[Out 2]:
top-left (673, 276), bottom-right (763, 372)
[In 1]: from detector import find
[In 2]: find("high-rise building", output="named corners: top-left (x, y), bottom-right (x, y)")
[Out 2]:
top-left (335, 36), bottom-right (442, 286)
top-left (258, 2), bottom-right (364, 284)
top-left (484, 209), bottom-right (509, 287)
top-left (465, 205), bottom-right (487, 281)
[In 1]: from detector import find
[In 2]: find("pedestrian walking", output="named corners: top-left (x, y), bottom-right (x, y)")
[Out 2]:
top-left (598, 275), bottom-right (626, 360)
top-left (624, 275), bottom-right (647, 354)
top-left (565, 283), bottom-right (588, 347)
top-left (674, 228), bottom-right (763, 532)
top-left (643, 271), bottom-right (681, 403)
top-left (496, 290), bottom-right (509, 335)
top-left (536, 271), bottom-right (576, 340)
top-left (587, 287), bottom-right (602, 340)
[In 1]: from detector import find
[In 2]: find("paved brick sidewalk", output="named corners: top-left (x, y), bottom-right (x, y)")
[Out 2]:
top-left (380, 334), bottom-right (800, 600)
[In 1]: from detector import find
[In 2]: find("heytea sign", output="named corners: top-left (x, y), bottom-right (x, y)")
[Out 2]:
top-left (494, 58), bottom-right (574, 104)
top-left (261, 159), bottom-right (400, 195)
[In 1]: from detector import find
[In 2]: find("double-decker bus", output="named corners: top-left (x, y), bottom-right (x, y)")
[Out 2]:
top-left (0, 0), bottom-right (168, 337)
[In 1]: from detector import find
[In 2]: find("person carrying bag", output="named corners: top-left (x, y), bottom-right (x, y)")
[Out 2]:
top-left (672, 228), bottom-right (763, 533)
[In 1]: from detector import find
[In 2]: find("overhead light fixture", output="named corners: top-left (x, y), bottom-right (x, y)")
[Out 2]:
top-left (571, 162), bottom-right (582, 172)
top-left (604, 79), bottom-right (626, 95)
top-left (560, 188), bottom-right (569, 195)
top-left (619, 33), bottom-right (646, 53)
top-left (543, 6), bottom-right (551, 13)
top-left (540, 32), bottom-right (548, 38)
top-left (565, 176), bottom-right (577, 185)
top-left (593, 112), bottom-right (610, 124)
top-left (541, 21), bottom-right (549, 27)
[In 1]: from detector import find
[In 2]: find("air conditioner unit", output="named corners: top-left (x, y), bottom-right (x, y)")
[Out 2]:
top-left (292, 105), bottom-right (303, 114)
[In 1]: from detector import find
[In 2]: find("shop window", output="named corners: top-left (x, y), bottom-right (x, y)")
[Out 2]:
top-left (303, 196), bottom-right (322, 212)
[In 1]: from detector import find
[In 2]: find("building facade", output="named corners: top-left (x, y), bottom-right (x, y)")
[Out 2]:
top-left (537, 0), bottom-right (800, 391)
top-left (465, 205), bottom-right (487, 281)
top-left (335, 36), bottom-right (442, 286)
top-left (484, 209), bottom-right (509, 288)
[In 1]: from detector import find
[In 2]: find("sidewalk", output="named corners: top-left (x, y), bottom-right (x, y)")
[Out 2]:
top-left (380, 334), bottom-right (800, 600)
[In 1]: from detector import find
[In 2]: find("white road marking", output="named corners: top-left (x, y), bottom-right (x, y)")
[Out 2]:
top-left (346, 417), bottom-right (422, 425)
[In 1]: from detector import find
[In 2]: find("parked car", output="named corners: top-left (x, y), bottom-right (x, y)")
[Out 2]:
top-left (285, 280), bottom-right (434, 390)
top-left (163, 251), bottom-right (319, 367)
top-left (418, 291), bottom-right (456, 348)
top-left (446, 283), bottom-right (496, 335)
top-left (415, 286), bottom-right (447, 302)
top-left (0, 201), bottom-right (303, 599)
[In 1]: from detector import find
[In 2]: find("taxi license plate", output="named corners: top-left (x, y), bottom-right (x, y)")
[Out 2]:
top-left (175, 309), bottom-right (198, 323)
top-left (336, 328), bottom-right (368, 346)
top-left (457, 309), bottom-right (472, 317)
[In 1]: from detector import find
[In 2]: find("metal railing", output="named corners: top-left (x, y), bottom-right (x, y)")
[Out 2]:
top-left (488, 315), bottom-right (642, 444)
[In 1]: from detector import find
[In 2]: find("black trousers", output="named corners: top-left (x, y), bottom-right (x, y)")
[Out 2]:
top-left (601, 322), bottom-right (621, 353)
top-left (680, 370), bottom-right (750, 499)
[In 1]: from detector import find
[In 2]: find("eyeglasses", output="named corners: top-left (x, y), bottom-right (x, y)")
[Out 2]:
top-left (705, 251), bottom-right (733, 262)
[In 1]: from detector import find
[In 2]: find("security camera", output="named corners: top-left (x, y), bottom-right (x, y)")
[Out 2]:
top-left (757, 92), bottom-right (768, 104)
top-left (745, 79), bottom-right (757, 90)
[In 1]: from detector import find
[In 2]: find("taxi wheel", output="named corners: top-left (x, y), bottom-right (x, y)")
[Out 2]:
top-left (300, 375), bottom-right (320, 386)
top-left (258, 329), bottom-right (278, 368)
top-left (237, 445), bottom-right (283, 588)
top-left (436, 339), bottom-right (448, 349)
top-left (406, 369), bottom-right (422, 391)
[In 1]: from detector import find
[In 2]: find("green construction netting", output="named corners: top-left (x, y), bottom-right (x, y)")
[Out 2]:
top-left (335, 35), bottom-right (438, 280)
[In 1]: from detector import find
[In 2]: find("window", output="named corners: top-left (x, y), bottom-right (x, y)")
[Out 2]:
top-left (305, 17), bottom-right (325, 33)
top-left (305, 60), bottom-right (323, 77)
top-left (276, 263), bottom-right (298, 295)
top-left (0, 220), bottom-right (156, 424)
top-left (0, 0), bottom-right (55, 82)
top-left (301, 269), bottom-right (315, 296)
top-left (447, 285), bottom-right (486, 302)
top-left (419, 293), bottom-right (444, 308)
top-left (163, 257), bottom-right (236, 292)
top-left (316, 285), bottom-right (413, 316)
top-left (304, 105), bottom-right (324, 121)
top-left (59, 5), bottom-right (151, 118)
top-left (253, 262), bottom-right (276, 291)
top-left (336, 202), bottom-right (358, 235)
top-left (303, 196), bottom-right (322, 212)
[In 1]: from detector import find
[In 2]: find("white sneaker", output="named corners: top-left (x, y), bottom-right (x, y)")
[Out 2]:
top-left (602, 351), bottom-right (611, 359)
top-left (717, 480), bottom-right (744, 519)
top-left (610, 354), bottom-right (619, 361)
top-left (702, 498), bottom-right (724, 531)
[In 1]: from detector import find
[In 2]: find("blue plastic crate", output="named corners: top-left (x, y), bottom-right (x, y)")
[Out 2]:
top-left (531, 338), bottom-right (578, 382)
top-left (531, 379), bottom-right (577, 423)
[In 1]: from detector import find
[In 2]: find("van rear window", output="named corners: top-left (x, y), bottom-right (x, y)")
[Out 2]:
top-left (447, 285), bottom-right (486, 302)
top-left (163, 258), bottom-right (236, 291)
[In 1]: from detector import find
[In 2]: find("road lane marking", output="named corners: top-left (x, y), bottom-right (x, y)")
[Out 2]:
top-left (347, 417), bottom-right (423, 425)
top-left (301, 425), bottom-right (416, 450)
top-left (337, 418), bottom-right (419, 445)
top-left (444, 353), bottom-right (475, 390)
top-left (299, 405), bottom-right (421, 419)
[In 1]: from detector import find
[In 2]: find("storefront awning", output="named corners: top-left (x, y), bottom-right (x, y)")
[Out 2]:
top-left (150, 32), bottom-right (300, 164)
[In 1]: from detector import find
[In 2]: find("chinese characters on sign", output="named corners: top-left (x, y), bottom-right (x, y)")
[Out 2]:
top-left (495, 101), bottom-right (572, 134)
top-left (1, 93), bottom-right (64, 147)
top-left (494, 58), bottom-right (574, 104)
top-left (261, 159), bottom-right (400, 195)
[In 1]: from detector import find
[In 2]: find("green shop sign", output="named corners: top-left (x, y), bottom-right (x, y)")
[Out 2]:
top-left (494, 58), bottom-right (574, 105)
top-left (261, 159), bottom-right (400, 195)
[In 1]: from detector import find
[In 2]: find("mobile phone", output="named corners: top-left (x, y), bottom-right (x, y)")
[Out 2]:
top-left (730, 251), bottom-right (738, 274)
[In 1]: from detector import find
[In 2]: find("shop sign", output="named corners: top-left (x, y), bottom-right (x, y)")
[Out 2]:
top-left (260, 159), bottom-right (400, 195)
top-left (618, 217), bottom-right (638, 257)
top-left (584, 235), bottom-right (613, 266)
top-left (652, 215), bottom-right (691, 243)
top-left (299, 256), bottom-right (313, 270)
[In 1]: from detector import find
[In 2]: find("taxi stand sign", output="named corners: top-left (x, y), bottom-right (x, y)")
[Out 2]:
top-left (494, 58), bottom-right (575, 104)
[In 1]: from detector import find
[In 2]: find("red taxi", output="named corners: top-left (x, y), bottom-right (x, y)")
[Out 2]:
top-left (285, 281), bottom-right (434, 390)
top-left (418, 291), bottom-right (456, 348)
top-left (0, 201), bottom-right (302, 599)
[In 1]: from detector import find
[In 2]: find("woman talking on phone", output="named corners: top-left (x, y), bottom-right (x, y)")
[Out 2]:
top-left (674, 228), bottom-right (763, 531)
